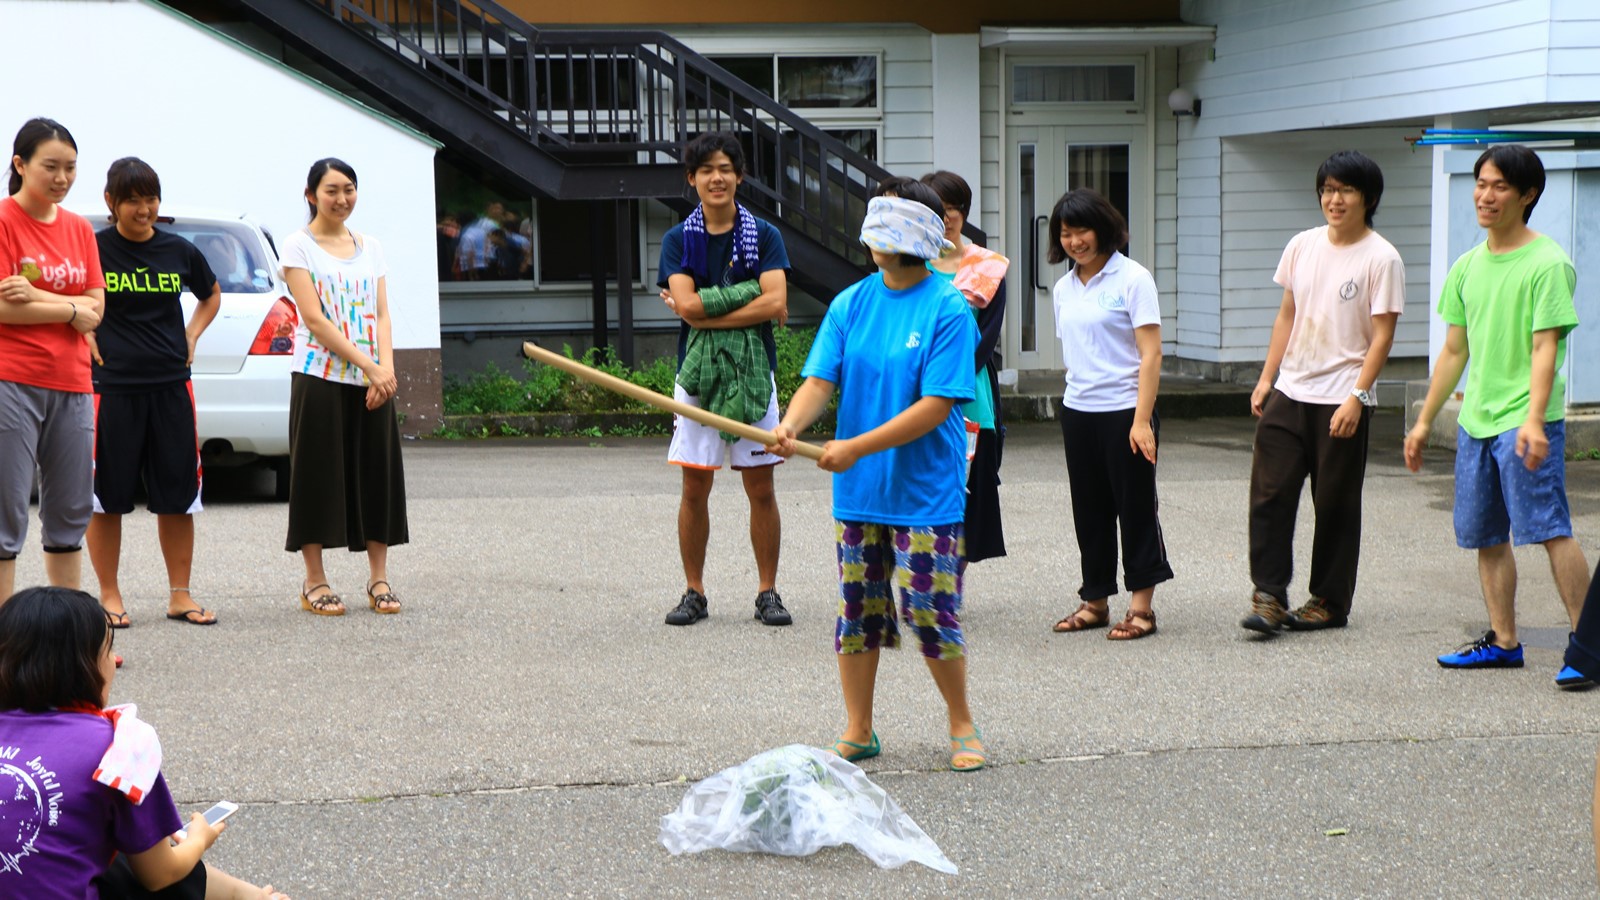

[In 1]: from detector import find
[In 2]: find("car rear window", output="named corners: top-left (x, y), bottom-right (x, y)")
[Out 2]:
top-left (159, 221), bottom-right (275, 294)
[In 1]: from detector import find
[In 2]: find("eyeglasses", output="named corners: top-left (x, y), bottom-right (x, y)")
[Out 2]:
top-left (1318, 185), bottom-right (1360, 198)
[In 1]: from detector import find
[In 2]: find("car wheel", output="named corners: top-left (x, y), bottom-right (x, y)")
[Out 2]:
top-left (271, 457), bottom-right (291, 503)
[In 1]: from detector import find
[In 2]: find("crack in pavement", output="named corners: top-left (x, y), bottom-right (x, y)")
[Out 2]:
top-left (177, 727), bottom-right (1600, 809)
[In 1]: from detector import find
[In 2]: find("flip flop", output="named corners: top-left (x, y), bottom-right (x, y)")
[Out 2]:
top-left (104, 610), bottom-right (131, 629)
top-left (166, 607), bottom-right (217, 626)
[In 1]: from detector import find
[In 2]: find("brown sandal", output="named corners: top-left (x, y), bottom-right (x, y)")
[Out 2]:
top-left (1107, 609), bottom-right (1156, 641)
top-left (299, 583), bottom-right (345, 617)
top-left (367, 580), bottom-right (401, 614)
top-left (1052, 602), bottom-right (1110, 633)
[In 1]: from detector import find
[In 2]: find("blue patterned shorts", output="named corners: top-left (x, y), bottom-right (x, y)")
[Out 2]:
top-left (1453, 422), bottom-right (1572, 548)
top-left (834, 520), bottom-right (966, 660)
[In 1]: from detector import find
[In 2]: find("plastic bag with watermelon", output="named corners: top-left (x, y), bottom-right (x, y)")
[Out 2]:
top-left (659, 744), bottom-right (957, 873)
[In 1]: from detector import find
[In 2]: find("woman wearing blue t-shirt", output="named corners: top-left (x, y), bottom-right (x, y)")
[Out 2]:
top-left (1047, 188), bottom-right (1174, 640)
top-left (768, 180), bottom-right (985, 772)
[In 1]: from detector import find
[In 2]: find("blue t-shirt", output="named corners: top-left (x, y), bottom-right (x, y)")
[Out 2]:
top-left (804, 272), bottom-right (977, 526)
top-left (658, 215), bottom-right (790, 372)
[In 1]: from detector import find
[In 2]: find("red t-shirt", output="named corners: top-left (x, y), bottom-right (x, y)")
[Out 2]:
top-left (0, 197), bottom-right (103, 392)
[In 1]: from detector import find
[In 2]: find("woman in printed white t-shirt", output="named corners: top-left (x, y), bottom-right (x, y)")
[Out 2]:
top-left (280, 158), bottom-right (408, 618)
top-left (1047, 188), bottom-right (1173, 641)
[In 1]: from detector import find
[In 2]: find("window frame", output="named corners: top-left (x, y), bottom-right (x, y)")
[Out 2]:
top-left (707, 51), bottom-right (884, 122)
top-left (1008, 56), bottom-right (1144, 113)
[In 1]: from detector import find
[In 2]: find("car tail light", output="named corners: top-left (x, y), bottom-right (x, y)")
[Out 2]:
top-left (249, 297), bottom-right (299, 355)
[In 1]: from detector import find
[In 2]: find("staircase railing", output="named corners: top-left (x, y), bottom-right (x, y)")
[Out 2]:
top-left (306, 0), bottom-right (896, 269)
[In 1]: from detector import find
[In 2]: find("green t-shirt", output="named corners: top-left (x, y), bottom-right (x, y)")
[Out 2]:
top-left (1438, 235), bottom-right (1578, 439)
top-left (927, 266), bottom-right (995, 428)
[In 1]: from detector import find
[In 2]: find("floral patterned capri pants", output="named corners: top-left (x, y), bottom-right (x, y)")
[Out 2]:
top-left (834, 520), bottom-right (967, 660)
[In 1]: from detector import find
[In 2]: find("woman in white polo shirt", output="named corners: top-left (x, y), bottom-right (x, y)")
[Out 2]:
top-left (1047, 188), bottom-right (1173, 640)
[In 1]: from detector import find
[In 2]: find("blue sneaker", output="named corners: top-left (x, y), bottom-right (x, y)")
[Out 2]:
top-left (1556, 666), bottom-right (1595, 689)
top-left (1438, 631), bottom-right (1524, 668)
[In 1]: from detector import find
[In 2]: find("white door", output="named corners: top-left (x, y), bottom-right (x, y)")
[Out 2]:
top-left (1007, 125), bottom-right (1149, 372)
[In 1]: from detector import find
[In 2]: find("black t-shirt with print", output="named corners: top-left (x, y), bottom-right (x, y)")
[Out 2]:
top-left (93, 227), bottom-right (217, 392)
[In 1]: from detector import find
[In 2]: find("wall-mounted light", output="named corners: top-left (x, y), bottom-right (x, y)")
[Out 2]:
top-left (1167, 86), bottom-right (1201, 118)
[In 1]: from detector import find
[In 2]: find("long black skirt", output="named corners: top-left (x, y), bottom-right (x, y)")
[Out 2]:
top-left (964, 426), bottom-right (1006, 563)
top-left (285, 372), bottom-right (409, 552)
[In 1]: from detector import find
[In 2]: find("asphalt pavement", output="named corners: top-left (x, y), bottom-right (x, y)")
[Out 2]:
top-left (14, 412), bottom-right (1600, 898)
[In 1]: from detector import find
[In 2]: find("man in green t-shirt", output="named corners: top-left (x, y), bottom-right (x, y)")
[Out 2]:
top-left (1404, 145), bottom-right (1590, 679)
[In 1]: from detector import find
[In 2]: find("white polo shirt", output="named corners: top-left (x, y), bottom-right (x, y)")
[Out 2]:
top-left (1053, 251), bottom-right (1162, 412)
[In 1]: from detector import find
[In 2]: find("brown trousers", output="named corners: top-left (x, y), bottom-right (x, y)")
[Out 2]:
top-left (1248, 390), bottom-right (1371, 616)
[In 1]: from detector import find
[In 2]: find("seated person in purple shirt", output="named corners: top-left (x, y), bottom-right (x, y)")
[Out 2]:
top-left (0, 586), bottom-right (290, 900)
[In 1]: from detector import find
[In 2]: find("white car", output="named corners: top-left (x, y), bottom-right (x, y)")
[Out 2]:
top-left (89, 208), bottom-right (299, 500)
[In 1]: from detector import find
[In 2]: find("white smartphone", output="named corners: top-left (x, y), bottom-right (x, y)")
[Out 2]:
top-left (175, 800), bottom-right (238, 840)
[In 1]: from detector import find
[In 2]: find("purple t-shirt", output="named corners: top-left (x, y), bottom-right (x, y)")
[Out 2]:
top-left (0, 709), bottom-right (182, 899)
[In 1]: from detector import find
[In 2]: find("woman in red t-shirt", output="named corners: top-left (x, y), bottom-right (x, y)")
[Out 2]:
top-left (0, 118), bottom-right (105, 600)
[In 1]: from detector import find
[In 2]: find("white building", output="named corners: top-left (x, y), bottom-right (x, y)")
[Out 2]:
top-left (430, 0), bottom-right (1600, 413)
top-left (26, 0), bottom-right (1600, 418)
top-left (0, 0), bottom-right (444, 428)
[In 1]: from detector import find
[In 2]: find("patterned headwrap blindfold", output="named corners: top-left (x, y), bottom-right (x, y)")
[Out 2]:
top-left (859, 196), bottom-right (954, 261)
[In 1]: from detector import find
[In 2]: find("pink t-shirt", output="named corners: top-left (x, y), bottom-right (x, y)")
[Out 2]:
top-left (1272, 226), bottom-right (1405, 405)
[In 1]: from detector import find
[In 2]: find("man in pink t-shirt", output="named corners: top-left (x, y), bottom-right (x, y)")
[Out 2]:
top-left (1241, 150), bottom-right (1406, 634)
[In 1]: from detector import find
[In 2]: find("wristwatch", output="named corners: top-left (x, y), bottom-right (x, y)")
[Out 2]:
top-left (1351, 387), bottom-right (1375, 407)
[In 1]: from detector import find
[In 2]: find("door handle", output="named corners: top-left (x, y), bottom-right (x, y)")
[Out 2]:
top-left (1033, 215), bottom-right (1049, 291)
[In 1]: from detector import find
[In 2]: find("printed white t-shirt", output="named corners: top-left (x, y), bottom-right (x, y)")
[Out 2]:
top-left (1272, 226), bottom-right (1405, 405)
top-left (280, 229), bottom-right (388, 387)
top-left (1053, 251), bottom-right (1163, 412)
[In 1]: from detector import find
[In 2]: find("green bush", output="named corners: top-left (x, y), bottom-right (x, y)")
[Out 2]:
top-left (444, 330), bottom-right (820, 416)
top-left (442, 361), bottom-right (536, 416)
top-left (773, 325), bottom-right (814, 406)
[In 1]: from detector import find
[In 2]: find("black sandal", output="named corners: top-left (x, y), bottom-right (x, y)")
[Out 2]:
top-left (300, 583), bottom-right (345, 617)
top-left (367, 581), bottom-right (401, 614)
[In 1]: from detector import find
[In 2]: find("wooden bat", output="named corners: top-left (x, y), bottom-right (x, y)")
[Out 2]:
top-left (522, 342), bottom-right (825, 461)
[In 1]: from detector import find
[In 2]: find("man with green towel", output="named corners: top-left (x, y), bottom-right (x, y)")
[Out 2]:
top-left (658, 132), bottom-right (793, 628)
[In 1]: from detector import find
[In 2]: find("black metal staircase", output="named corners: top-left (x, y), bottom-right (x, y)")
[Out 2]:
top-left (222, 0), bottom-right (902, 309)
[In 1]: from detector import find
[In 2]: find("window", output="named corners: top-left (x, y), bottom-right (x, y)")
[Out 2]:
top-left (708, 52), bottom-right (882, 182)
top-left (1012, 64), bottom-right (1138, 105)
top-left (535, 199), bottom-right (641, 283)
top-left (779, 56), bottom-right (877, 109)
top-left (433, 155), bottom-right (642, 286)
top-left (711, 55), bottom-right (775, 97)
top-left (434, 156), bottom-right (533, 283)
top-left (1067, 144), bottom-right (1131, 252)
top-left (710, 53), bottom-right (880, 113)
top-left (159, 221), bottom-right (274, 294)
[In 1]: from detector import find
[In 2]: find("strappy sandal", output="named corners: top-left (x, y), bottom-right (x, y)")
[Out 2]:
top-left (950, 727), bottom-right (986, 772)
top-left (299, 583), bottom-right (345, 617)
top-left (830, 731), bottom-right (880, 762)
top-left (367, 580), bottom-right (401, 614)
top-left (1107, 609), bottom-right (1157, 641)
top-left (1052, 602), bottom-right (1109, 633)
top-left (104, 609), bottom-right (131, 629)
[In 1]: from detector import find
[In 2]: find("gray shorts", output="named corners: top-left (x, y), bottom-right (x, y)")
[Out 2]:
top-left (0, 380), bottom-right (94, 558)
